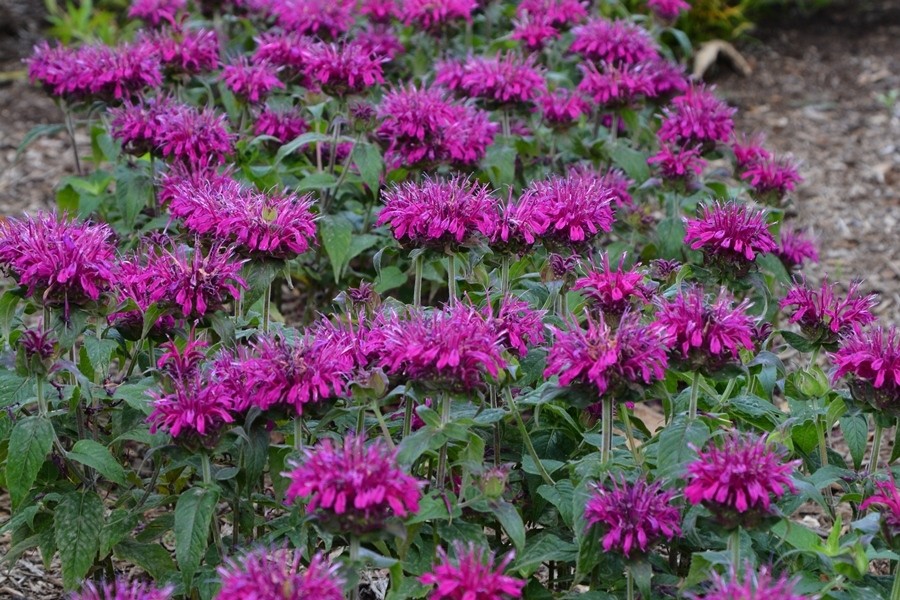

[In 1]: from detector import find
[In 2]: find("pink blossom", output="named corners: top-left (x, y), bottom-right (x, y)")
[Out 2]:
top-left (354, 26), bottom-right (405, 60)
top-left (437, 54), bottom-right (546, 106)
top-left (685, 433), bottom-right (798, 528)
top-left (573, 254), bottom-right (652, 315)
top-left (570, 18), bottom-right (658, 65)
top-left (536, 88), bottom-right (589, 126)
top-left (108, 246), bottom-right (177, 340)
top-left (144, 27), bottom-right (220, 75)
top-left (525, 172), bottom-right (615, 246)
top-left (740, 155), bottom-right (802, 203)
top-left (731, 132), bottom-right (771, 169)
top-left (647, 0), bottom-right (690, 21)
top-left (109, 96), bottom-right (180, 156)
top-left (545, 311), bottom-right (670, 396)
top-left (645, 58), bottom-right (690, 99)
top-left (861, 475), bottom-right (900, 538)
top-left (781, 278), bottom-right (877, 342)
top-left (221, 56), bottom-right (284, 103)
top-left (254, 106), bottom-right (308, 143)
top-left (402, 0), bottom-right (477, 31)
top-left (584, 476), bottom-right (680, 558)
top-left (684, 201), bottom-right (777, 264)
top-left (658, 86), bottom-right (736, 147)
top-left (689, 565), bottom-right (805, 600)
top-left (253, 30), bottom-right (315, 76)
top-left (269, 0), bottom-right (354, 38)
top-left (420, 543), bottom-right (525, 600)
top-left (285, 434), bottom-right (422, 533)
top-left (156, 338), bottom-right (209, 383)
top-left (148, 378), bottom-right (235, 440)
top-left (517, 0), bottom-right (587, 26)
top-left (156, 105), bottom-right (234, 170)
top-left (70, 579), bottom-right (174, 600)
top-left (577, 61), bottom-right (656, 107)
top-left (776, 226), bottom-right (818, 269)
top-left (215, 548), bottom-right (344, 600)
top-left (831, 324), bottom-right (900, 414)
top-left (128, 0), bottom-right (185, 26)
top-left (19, 327), bottom-right (55, 363)
top-left (511, 15), bottom-right (560, 51)
top-left (378, 176), bottom-right (499, 249)
top-left (482, 296), bottom-right (546, 357)
top-left (305, 41), bottom-right (386, 96)
top-left (491, 190), bottom-right (551, 254)
top-left (0, 212), bottom-right (115, 313)
top-left (359, 0), bottom-right (399, 22)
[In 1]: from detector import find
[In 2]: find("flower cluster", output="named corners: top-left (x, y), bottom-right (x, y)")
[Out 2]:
top-left (269, 0), bottom-right (353, 38)
top-left (254, 106), bottom-right (308, 143)
top-left (832, 324), bottom-right (900, 415)
top-left (220, 56), bottom-right (284, 103)
top-left (570, 18), bottom-right (658, 65)
top-left (780, 278), bottom-right (877, 345)
top-left (684, 201), bottom-right (777, 273)
top-left (647, 0), bottom-right (691, 21)
top-left (584, 476), bottom-right (680, 558)
top-left (658, 86), bottom-right (736, 147)
top-left (420, 543), bottom-right (525, 600)
top-left (403, 0), bottom-right (478, 31)
top-left (573, 254), bottom-right (651, 315)
top-left (437, 54), bottom-right (546, 106)
top-left (776, 226), bottom-right (819, 270)
top-left (71, 579), bottom-right (174, 600)
top-left (215, 548), bottom-right (344, 600)
top-left (492, 190), bottom-right (552, 254)
top-left (861, 476), bottom-right (900, 540)
top-left (482, 295), bottom-right (546, 357)
top-left (145, 27), bottom-right (221, 75)
top-left (305, 41), bottom-right (386, 97)
top-left (525, 172), bottom-right (615, 247)
top-left (740, 155), bottom-right (802, 204)
top-left (285, 434), bottom-right (422, 534)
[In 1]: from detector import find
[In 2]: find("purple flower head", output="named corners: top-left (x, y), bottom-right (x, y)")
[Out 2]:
top-left (684, 201), bottom-right (777, 273)
top-left (776, 226), bottom-right (818, 270)
top-left (832, 324), bottom-right (900, 415)
top-left (689, 565), bottom-right (806, 600)
top-left (285, 434), bottom-right (422, 534)
top-left (573, 254), bottom-right (652, 315)
top-left (577, 61), bottom-right (656, 107)
top-left (156, 105), bottom-right (234, 170)
top-left (108, 247), bottom-right (177, 340)
top-left (781, 278), bottom-right (877, 345)
top-left (442, 104), bottom-right (498, 166)
top-left (861, 475), bottom-right (900, 541)
top-left (402, 0), bottom-right (478, 31)
top-left (648, 142), bottom-right (706, 181)
top-left (148, 377), bottom-right (235, 442)
top-left (254, 106), bottom-right (308, 144)
top-left (377, 84), bottom-right (457, 168)
top-left (437, 54), bottom-right (546, 107)
top-left (108, 95), bottom-right (181, 156)
top-left (378, 176), bottom-right (499, 250)
top-left (145, 27), bottom-right (220, 75)
top-left (0, 212), bottom-right (115, 314)
top-left (354, 26), bottom-right (405, 60)
top-left (305, 41), bottom-right (385, 97)
top-left (221, 57), bottom-right (284, 104)
top-left (545, 310), bottom-right (670, 397)
top-left (379, 303), bottom-right (506, 392)
top-left (157, 338), bottom-right (209, 383)
top-left (685, 433), bottom-right (799, 529)
top-left (270, 0), bottom-right (353, 38)
top-left (144, 242), bottom-right (247, 320)
top-left (536, 88), bottom-right (589, 127)
top-left (740, 155), bottom-right (802, 204)
top-left (492, 190), bottom-right (551, 255)
top-left (70, 579), bottom-right (174, 600)
top-left (245, 328), bottom-right (356, 415)
top-left (584, 476), bottom-right (680, 558)
top-left (645, 58), bottom-right (690, 99)
top-left (19, 327), bottom-right (56, 364)
top-left (647, 0), bottom-right (690, 21)
top-left (215, 547), bottom-right (344, 600)
top-left (359, 0), bottom-right (399, 22)
top-left (420, 542), bottom-right (525, 600)
top-left (658, 86), bottom-right (735, 147)
top-left (525, 172), bottom-right (615, 248)
top-left (655, 286), bottom-right (756, 373)
top-left (482, 295), bottom-right (546, 357)
top-left (518, 0), bottom-right (587, 27)
top-left (731, 132), bottom-right (771, 169)
top-left (253, 30), bottom-right (315, 77)
top-left (511, 15), bottom-right (560, 51)
top-left (128, 0), bottom-right (186, 26)
top-left (570, 18), bottom-right (658, 65)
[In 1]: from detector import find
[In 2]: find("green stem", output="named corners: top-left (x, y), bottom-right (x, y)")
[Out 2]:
top-left (36, 377), bottom-right (47, 418)
top-left (502, 110), bottom-right (511, 139)
top-left (63, 105), bottom-right (83, 176)
top-left (626, 566), bottom-right (635, 600)
top-left (413, 253), bottom-right (424, 308)
top-left (728, 528), bottom-right (741, 568)
top-left (891, 561), bottom-right (900, 600)
top-left (601, 396), bottom-right (613, 465)
top-left (201, 452), bottom-right (226, 558)
top-left (262, 280), bottom-right (272, 334)
top-left (402, 398), bottom-right (414, 439)
top-left (436, 393), bottom-right (451, 489)
top-left (349, 536), bottom-right (361, 600)
top-left (504, 387), bottom-right (554, 485)
top-left (372, 400), bottom-right (395, 450)
top-left (688, 373), bottom-right (701, 420)
top-left (869, 420), bottom-right (885, 475)
top-left (447, 253), bottom-right (457, 306)
top-left (817, 413), bottom-right (835, 515)
top-left (621, 404), bottom-right (644, 469)
top-left (294, 418), bottom-right (304, 453)
top-left (500, 255), bottom-right (510, 297)
top-left (491, 386), bottom-right (501, 467)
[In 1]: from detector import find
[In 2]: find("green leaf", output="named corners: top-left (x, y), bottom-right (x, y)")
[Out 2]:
top-left (101, 509), bottom-right (138, 557)
top-left (174, 486), bottom-right (219, 586)
top-left (114, 540), bottom-right (177, 582)
top-left (770, 518), bottom-right (821, 553)
top-left (727, 394), bottom-right (784, 430)
top-left (296, 171), bottom-right (338, 192)
top-left (54, 491), bottom-right (104, 590)
top-left (396, 427), bottom-right (443, 465)
top-left (656, 414), bottom-right (709, 480)
top-left (112, 378), bottom-right (156, 414)
top-left (512, 532), bottom-right (577, 577)
top-left (0, 505), bottom-right (40, 536)
top-left (781, 330), bottom-right (818, 354)
top-left (319, 214), bottom-right (354, 284)
top-left (536, 479), bottom-right (575, 528)
top-left (490, 501), bottom-right (526, 553)
top-left (346, 234), bottom-right (380, 264)
top-left (375, 265), bottom-right (407, 293)
top-left (0, 371), bottom-right (32, 409)
top-left (481, 143), bottom-right (517, 188)
top-left (0, 289), bottom-right (22, 342)
top-left (16, 124), bottom-right (66, 156)
top-left (352, 142), bottom-right (383, 196)
top-left (609, 143), bottom-right (650, 182)
top-left (114, 166), bottom-right (153, 229)
top-left (840, 415), bottom-right (869, 470)
top-left (7, 416), bottom-right (54, 509)
top-left (82, 337), bottom-right (119, 379)
top-left (67, 439), bottom-right (127, 486)
top-left (274, 132), bottom-right (335, 164)
top-left (656, 217), bottom-right (685, 260)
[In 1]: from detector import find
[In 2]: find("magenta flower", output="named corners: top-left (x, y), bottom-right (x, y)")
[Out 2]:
top-left (740, 155), bottom-right (802, 204)
top-left (525, 172), bottom-right (615, 247)
top-left (517, 0), bottom-right (587, 27)
top-left (109, 95), bottom-right (181, 156)
top-left (482, 296), bottom-right (546, 357)
top-left (689, 565), bottom-right (805, 600)
top-left (570, 18), bottom-right (658, 65)
top-left (645, 58), bottom-right (690, 99)
top-left (511, 15), bottom-right (560, 51)
top-left (648, 143), bottom-right (706, 180)
top-left (71, 579), bottom-right (174, 600)
top-left (148, 377), bottom-right (235, 441)
top-left (270, 0), bottom-right (353, 38)
top-left (685, 433), bottom-right (798, 529)
top-left (245, 330), bottom-right (356, 414)
top-left (145, 27), bottom-right (220, 75)
top-left (19, 327), bottom-right (55, 364)
top-left (545, 310), bottom-right (670, 397)
top-left (359, 0), bottom-right (399, 22)
top-left (128, 0), bottom-right (185, 26)
top-left (0, 212), bottom-right (115, 313)
top-left (378, 176), bottom-right (499, 249)
top-left (420, 543), bottom-right (525, 600)
top-left (658, 86), bottom-right (736, 147)
top-left (254, 106), bottom-right (308, 144)
top-left (253, 30), bottom-right (315, 76)
top-left (402, 0), bottom-right (477, 31)
top-left (378, 303), bottom-right (506, 392)
top-left (776, 226), bottom-right (818, 269)
top-left (354, 26), bottom-right (405, 60)
top-left (108, 247), bottom-right (177, 340)
top-left (220, 57), bottom-right (284, 104)
top-left (492, 190), bottom-right (551, 254)
top-left (684, 201), bottom-right (777, 271)
top-left (436, 54), bottom-right (546, 107)
top-left (584, 476), bottom-right (680, 558)
top-left (285, 434), bottom-right (422, 534)
top-left (156, 338), bottom-right (209, 383)
top-left (143, 242), bottom-right (247, 319)
top-left (156, 105), bottom-right (234, 170)
top-left (442, 104), bottom-right (498, 166)
top-left (573, 254), bottom-right (652, 315)
top-left (647, 0), bottom-right (690, 21)
top-left (536, 88), bottom-right (589, 127)
top-left (577, 61), bottom-right (656, 107)
top-left (780, 278), bottom-right (877, 344)
top-left (861, 475), bottom-right (900, 540)
top-left (832, 324), bottom-right (900, 415)
top-left (655, 286), bottom-right (756, 372)
top-left (731, 132), bottom-right (771, 169)
top-left (215, 547), bottom-right (344, 600)
top-left (305, 41), bottom-right (385, 97)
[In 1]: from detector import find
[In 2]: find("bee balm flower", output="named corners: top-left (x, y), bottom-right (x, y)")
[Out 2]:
top-left (420, 542), bottom-right (525, 600)
top-left (831, 324), bottom-right (900, 416)
top-left (71, 578), bottom-right (174, 600)
top-left (215, 547), bottom-right (344, 600)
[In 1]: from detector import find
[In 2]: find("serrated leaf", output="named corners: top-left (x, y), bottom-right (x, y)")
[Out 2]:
top-left (7, 416), bottom-right (54, 509)
top-left (101, 509), bottom-right (138, 557)
top-left (352, 142), bottom-right (383, 196)
top-left (656, 414), bottom-right (709, 480)
top-left (319, 214), bottom-right (353, 284)
top-left (114, 540), bottom-right (177, 582)
top-left (54, 491), bottom-right (104, 589)
top-left (840, 415), bottom-right (869, 471)
top-left (490, 500), bottom-right (526, 553)
top-left (0, 505), bottom-right (40, 536)
top-left (274, 132), bottom-right (335, 164)
top-left (609, 143), bottom-right (650, 182)
top-left (68, 439), bottom-right (127, 485)
top-left (82, 336), bottom-right (119, 379)
top-left (175, 486), bottom-right (219, 586)
top-left (656, 217), bottom-right (685, 260)
top-left (781, 330), bottom-right (818, 353)
top-left (0, 370), bottom-right (33, 409)
top-left (396, 427), bottom-right (443, 465)
top-left (537, 479), bottom-right (575, 528)
top-left (512, 532), bottom-right (577, 577)
top-left (112, 378), bottom-right (156, 414)
top-left (481, 143), bottom-right (517, 188)
top-left (375, 265), bottom-right (407, 293)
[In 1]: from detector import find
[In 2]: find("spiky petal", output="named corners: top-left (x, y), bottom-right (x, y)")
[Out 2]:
top-left (420, 542), bottom-right (525, 600)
